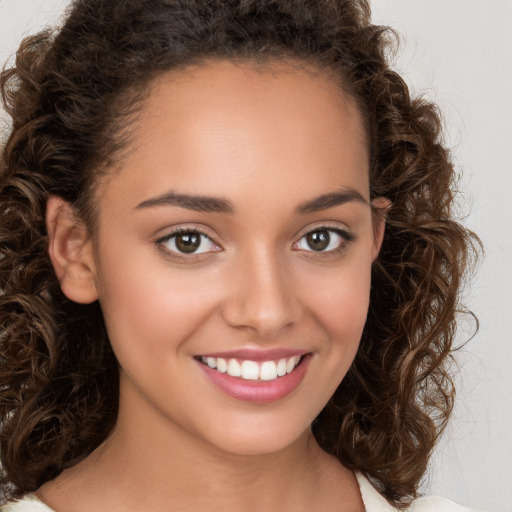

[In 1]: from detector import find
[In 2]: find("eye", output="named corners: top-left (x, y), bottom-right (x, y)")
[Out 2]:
top-left (158, 229), bottom-right (219, 255)
top-left (295, 228), bottom-right (352, 252)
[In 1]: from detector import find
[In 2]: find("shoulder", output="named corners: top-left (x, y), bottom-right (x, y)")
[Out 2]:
top-left (409, 495), bottom-right (479, 512)
top-left (0, 495), bottom-right (55, 512)
top-left (355, 472), bottom-right (480, 512)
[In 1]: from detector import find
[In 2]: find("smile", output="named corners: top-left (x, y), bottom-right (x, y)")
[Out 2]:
top-left (199, 355), bottom-right (302, 381)
top-left (196, 350), bottom-right (311, 403)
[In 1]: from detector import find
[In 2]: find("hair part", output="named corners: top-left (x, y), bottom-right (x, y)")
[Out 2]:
top-left (0, 0), bottom-right (480, 506)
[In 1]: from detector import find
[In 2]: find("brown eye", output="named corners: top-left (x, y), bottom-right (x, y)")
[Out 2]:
top-left (295, 227), bottom-right (352, 253)
top-left (175, 232), bottom-right (201, 253)
top-left (305, 230), bottom-right (330, 251)
top-left (159, 230), bottom-right (218, 255)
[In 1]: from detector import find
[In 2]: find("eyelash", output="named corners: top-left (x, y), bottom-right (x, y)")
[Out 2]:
top-left (294, 226), bottom-right (355, 256)
top-left (155, 227), bottom-right (220, 261)
top-left (155, 225), bottom-right (355, 261)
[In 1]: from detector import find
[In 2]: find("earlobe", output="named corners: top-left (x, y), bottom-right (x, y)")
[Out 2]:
top-left (46, 195), bottom-right (98, 304)
top-left (370, 196), bottom-right (391, 262)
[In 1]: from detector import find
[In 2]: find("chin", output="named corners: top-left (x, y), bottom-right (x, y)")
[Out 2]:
top-left (192, 410), bottom-right (317, 458)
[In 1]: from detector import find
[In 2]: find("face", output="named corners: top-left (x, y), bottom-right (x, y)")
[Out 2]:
top-left (63, 60), bottom-right (386, 456)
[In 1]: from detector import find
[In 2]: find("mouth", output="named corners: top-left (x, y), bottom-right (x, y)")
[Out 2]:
top-left (195, 351), bottom-right (311, 403)
top-left (197, 354), bottom-right (303, 382)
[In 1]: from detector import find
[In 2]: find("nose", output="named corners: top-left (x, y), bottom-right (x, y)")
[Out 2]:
top-left (221, 246), bottom-right (303, 338)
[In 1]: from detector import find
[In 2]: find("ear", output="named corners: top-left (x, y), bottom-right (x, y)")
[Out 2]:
top-left (370, 196), bottom-right (391, 262)
top-left (46, 195), bottom-right (98, 304)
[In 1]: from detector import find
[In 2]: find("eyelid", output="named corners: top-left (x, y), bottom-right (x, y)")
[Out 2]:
top-left (153, 223), bottom-right (354, 261)
top-left (293, 224), bottom-right (355, 253)
top-left (155, 225), bottom-right (222, 260)
top-left (295, 222), bottom-right (354, 242)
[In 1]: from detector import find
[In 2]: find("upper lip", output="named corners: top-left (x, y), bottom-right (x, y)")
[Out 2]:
top-left (196, 348), bottom-right (309, 362)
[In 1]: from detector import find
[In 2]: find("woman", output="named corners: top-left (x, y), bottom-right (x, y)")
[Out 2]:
top-left (0, 0), bottom-right (479, 510)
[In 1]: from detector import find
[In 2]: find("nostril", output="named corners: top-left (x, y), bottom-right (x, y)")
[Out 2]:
top-left (221, 290), bottom-right (301, 336)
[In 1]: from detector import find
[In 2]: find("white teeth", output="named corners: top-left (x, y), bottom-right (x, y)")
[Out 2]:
top-left (227, 358), bottom-right (241, 377)
top-left (216, 357), bottom-right (228, 373)
top-left (286, 356), bottom-right (300, 374)
top-left (201, 355), bottom-right (303, 381)
top-left (241, 360), bottom-right (259, 380)
top-left (276, 358), bottom-right (287, 377)
top-left (260, 361), bottom-right (277, 381)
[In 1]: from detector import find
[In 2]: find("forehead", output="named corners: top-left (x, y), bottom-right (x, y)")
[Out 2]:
top-left (97, 59), bottom-right (370, 213)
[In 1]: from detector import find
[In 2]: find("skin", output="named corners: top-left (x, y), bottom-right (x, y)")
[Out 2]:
top-left (43, 60), bottom-right (388, 512)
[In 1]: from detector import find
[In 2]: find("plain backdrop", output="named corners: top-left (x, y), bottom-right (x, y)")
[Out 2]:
top-left (1, 1), bottom-right (511, 511)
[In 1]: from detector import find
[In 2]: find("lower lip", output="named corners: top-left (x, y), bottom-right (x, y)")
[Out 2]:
top-left (197, 355), bottom-right (311, 404)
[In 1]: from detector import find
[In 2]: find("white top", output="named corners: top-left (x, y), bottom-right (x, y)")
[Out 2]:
top-left (0, 473), bottom-right (479, 511)
top-left (354, 473), bottom-right (479, 511)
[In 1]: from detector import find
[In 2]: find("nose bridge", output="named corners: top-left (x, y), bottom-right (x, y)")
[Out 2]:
top-left (222, 243), bottom-right (301, 337)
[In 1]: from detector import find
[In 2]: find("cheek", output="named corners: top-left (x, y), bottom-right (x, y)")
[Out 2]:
top-left (305, 259), bottom-right (372, 342)
top-left (94, 246), bottom-right (219, 362)
top-left (290, 257), bottom-right (373, 416)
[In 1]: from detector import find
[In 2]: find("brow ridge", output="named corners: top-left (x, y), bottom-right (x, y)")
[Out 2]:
top-left (136, 188), bottom-right (367, 215)
top-left (296, 189), bottom-right (368, 214)
top-left (135, 192), bottom-right (234, 213)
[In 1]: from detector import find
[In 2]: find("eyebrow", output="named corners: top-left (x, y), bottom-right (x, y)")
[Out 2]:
top-left (135, 192), bottom-right (234, 213)
top-left (296, 188), bottom-right (368, 214)
top-left (135, 187), bottom-right (368, 214)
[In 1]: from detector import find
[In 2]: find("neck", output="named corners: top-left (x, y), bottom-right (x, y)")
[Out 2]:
top-left (37, 382), bottom-right (363, 512)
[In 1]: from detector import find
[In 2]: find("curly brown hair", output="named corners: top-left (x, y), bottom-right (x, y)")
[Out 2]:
top-left (0, 0), bottom-right (479, 506)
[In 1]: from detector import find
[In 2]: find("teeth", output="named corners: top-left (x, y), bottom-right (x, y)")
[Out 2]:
top-left (200, 355), bottom-right (302, 381)
top-left (276, 358), bottom-right (287, 377)
top-left (241, 360), bottom-right (259, 380)
top-left (227, 358), bottom-right (241, 377)
top-left (216, 357), bottom-right (228, 373)
top-left (286, 356), bottom-right (300, 373)
top-left (260, 361), bottom-right (277, 381)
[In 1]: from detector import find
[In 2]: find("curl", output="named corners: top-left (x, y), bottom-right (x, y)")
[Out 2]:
top-left (1, 0), bottom-right (481, 504)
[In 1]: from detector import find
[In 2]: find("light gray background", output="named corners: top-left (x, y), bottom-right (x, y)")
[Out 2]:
top-left (1, 1), bottom-right (511, 510)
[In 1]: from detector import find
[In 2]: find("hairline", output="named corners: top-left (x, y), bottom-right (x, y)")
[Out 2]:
top-left (80, 55), bottom-right (372, 230)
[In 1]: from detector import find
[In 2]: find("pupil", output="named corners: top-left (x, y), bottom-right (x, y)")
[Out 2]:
top-left (306, 230), bottom-right (330, 251)
top-left (176, 232), bottom-right (200, 253)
